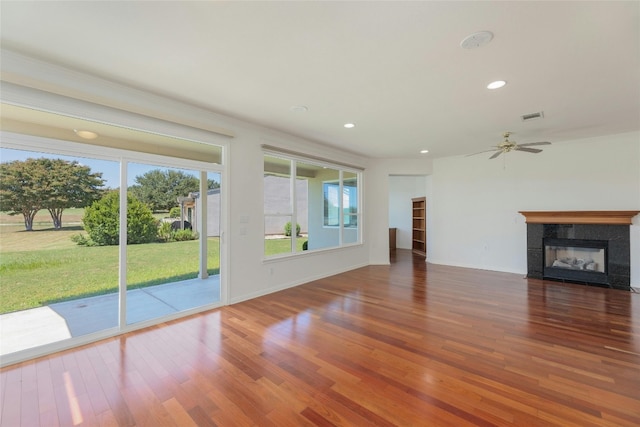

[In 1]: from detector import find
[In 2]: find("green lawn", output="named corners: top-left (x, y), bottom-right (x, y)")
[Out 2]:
top-left (264, 236), bottom-right (307, 255)
top-left (0, 231), bottom-right (220, 313)
top-left (0, 215), bottom-right (305, 313)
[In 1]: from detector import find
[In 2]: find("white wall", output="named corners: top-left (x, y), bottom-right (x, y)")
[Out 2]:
top-left (389, 176), bottom-right (427, 249)
top-left (429, 132), bottom-right (640, 285)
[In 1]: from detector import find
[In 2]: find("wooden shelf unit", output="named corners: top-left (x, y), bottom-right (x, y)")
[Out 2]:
top-left (412, 197), bottom-right (426, 257)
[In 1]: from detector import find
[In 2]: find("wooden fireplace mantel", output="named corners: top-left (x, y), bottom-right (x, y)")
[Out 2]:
top-left (518, 210), bottom-right (640, 225)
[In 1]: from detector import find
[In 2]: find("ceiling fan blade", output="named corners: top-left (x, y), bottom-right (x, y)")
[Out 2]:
top-left (489, 150), bottom-right (503, 159)
top-left (518, 141), bottom-right (551, 147)
top-left (465, 148), bottom-right (500, 157)
top-left (515, 146), bottom-right (543, 153)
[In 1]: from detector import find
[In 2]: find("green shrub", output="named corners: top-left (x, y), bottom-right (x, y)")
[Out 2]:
top-left (70, 233), bottom-right (97, 246)
top-left (169, 206), bottom-right (181, 218)
top-left (157, 221), bottom-right (173, 242)
top-left (157, 221), bottom-right (198, 242)
top-left (173, 229), bottom-right (198, 241)
top-left (284, 221), bottom-right (301, 237)
top-left (302, 240), bottom-right (308, 251)
top-left (83, 191), bottom-right (158, 245)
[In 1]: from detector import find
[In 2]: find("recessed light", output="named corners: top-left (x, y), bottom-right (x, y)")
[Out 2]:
top-left (344, 123), bottom-right (355, 129)
top-left (420, 150), bottom-right (429, 154)
top-left (74, 129), bottom-right (98, 140)
top-left (487, 80), bottom-right (507, 90)
top-left (290, 105), bottom-right (308, 113)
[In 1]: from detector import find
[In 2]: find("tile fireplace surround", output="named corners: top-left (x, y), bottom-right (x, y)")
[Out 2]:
top-left (519, 211), bottom-right (640, 290)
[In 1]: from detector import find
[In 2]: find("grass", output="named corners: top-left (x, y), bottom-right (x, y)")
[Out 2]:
top-left (264, 236), bottom-right (307, 255)
top-left (0, 211), bottom-right (305, 313)
top-left (0, 212), bottom-right (220, 313)
top-left (0, 233), bottom-right (220, 313)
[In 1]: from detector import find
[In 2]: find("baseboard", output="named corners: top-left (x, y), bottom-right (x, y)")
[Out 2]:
top-left (229, 262), bottom-right (369, 305)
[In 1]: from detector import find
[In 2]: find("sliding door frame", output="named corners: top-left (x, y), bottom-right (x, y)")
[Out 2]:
top-left (0, 131), bottom-right (228, 366)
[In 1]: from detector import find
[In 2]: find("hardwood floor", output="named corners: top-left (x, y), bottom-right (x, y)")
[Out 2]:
top-left (2, 249), bottom-right (639, 426)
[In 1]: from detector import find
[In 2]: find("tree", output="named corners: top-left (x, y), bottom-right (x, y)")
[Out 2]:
top-left (207, 178), bottom-right (220, 190)
top-left (0, 158), bottom-right (105, 230)
top-left (0, 159), bottom-right (48, 231)
top-left (129, 169), bottom-right (219, 212)
top-left (82, 191), bottom-right (158, 245)
top-left (42, 159), bottom-right (105, 229)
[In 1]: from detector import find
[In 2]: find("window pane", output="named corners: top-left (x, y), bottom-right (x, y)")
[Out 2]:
top-left (206, 171), bottom-right (222, 302)
top-left (0, 148), bottom-right (119, 356)
top-left (324, 182), bottom-right (340, 226)
top-left (264, 155), bottom-right (293, 256)
top-left (314, 167), bottom-right (340, 250)
top-left (126, 163), bottom-right (219, 325)
top-left (295, 162), bottom-right (316, 253)
top-left (295, 177), bottom-right (309, 252)
top-left (343, 171), bottom-right (359, 244)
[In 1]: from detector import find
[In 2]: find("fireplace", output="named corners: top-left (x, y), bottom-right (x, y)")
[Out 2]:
top-left (543, 238), bottom-right (608, 285)
top-left (519, 211), bottom-right (639, 290)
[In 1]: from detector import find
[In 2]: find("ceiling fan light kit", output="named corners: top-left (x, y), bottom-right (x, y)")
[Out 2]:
top-left (466, 132), bottom-right (551, 160)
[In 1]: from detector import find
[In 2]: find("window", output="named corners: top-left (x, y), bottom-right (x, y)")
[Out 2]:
top-left (264, 149), bottom-right (362, 257)
top-left (323, 176), bottom-right (358, 227)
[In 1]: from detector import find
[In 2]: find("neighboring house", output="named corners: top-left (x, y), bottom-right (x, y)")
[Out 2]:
top-left (262, 174), bottom-right (308, 236)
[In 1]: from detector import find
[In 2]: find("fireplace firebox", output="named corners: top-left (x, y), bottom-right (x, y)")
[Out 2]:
top-left (543, 238), bottom-right (608, 285)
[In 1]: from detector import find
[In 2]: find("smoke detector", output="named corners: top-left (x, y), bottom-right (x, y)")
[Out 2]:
top-left (460, 31), bottom-right (494, 49)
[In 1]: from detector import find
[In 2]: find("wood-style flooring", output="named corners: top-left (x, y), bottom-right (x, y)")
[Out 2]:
top-left (1, 249), bottom-right (639, 426)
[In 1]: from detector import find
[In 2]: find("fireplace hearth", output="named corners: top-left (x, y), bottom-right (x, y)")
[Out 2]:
top-left (519, 211), bottom-right (639, 290)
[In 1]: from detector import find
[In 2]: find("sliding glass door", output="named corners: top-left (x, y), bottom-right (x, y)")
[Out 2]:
top-left (0, 148), bottom-right (122, 353)
top-left (125, 163), bottom-right (221, 325)
top-left (0, 138), bottom-right (223, 360)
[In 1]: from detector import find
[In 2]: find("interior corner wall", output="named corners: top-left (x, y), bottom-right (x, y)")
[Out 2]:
top-left (429, 131), bottom-right (640, 286)
top-left (389, 176), bottom-right (427, 249)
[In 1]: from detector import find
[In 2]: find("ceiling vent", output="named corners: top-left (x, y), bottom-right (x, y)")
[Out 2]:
top-left (521, 111), bottom-right (544, 121)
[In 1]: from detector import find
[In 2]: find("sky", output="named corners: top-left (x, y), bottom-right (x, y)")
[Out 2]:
top-left (0, 147), bottom-right (219, 189)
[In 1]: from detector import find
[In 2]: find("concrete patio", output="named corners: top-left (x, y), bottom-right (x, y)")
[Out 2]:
top-left (0, 276), bottom-right (220, 356)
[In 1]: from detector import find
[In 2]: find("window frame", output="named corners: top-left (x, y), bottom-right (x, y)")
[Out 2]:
top-left (263, 149), bottom-right (363, 260)
top-left (0, 131), bottom-right (226, 365)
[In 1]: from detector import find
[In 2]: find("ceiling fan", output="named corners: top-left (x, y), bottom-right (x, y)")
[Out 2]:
top-left (467, 132), bottom-right (551, 159)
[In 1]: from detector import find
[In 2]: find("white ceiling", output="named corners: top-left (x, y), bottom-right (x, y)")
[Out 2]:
top-left (1, 1), bottom-right (639, 159)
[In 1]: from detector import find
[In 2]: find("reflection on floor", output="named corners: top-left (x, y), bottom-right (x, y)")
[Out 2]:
top-left (0, 276), bottom-right (220, 356)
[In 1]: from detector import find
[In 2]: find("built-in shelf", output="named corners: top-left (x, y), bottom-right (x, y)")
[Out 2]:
top-left (519, 210), bottom-right (640, 225)
top-left (412, 197), bottom-right (426, 257)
